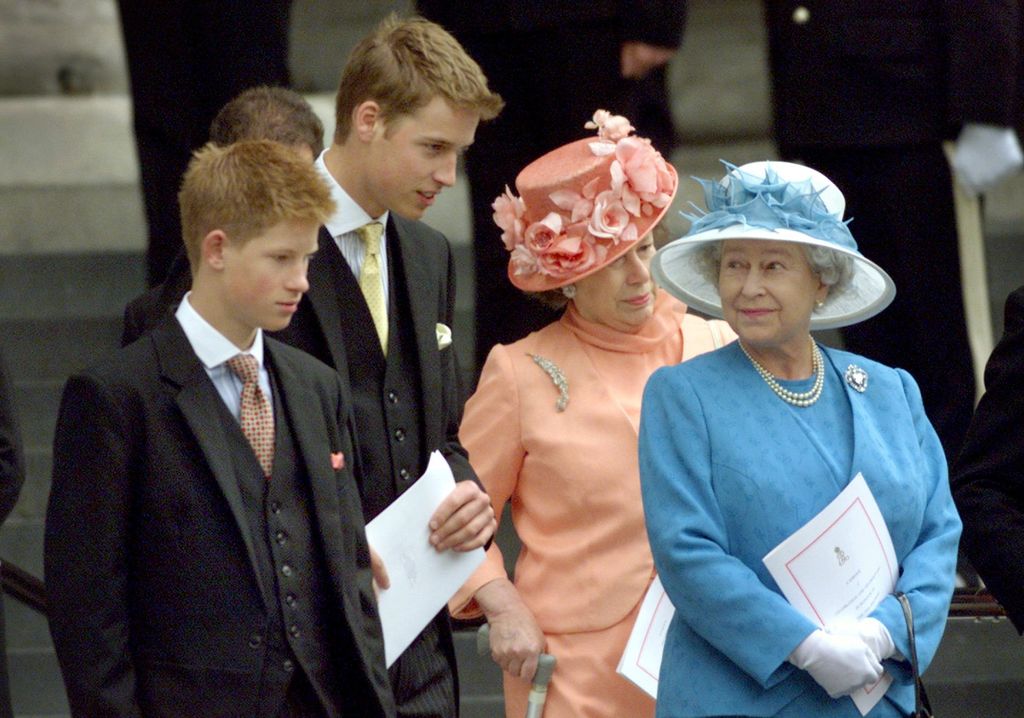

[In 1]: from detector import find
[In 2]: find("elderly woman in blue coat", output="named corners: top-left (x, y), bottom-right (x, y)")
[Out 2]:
top-left (639, 161), bottom-right (961, 717)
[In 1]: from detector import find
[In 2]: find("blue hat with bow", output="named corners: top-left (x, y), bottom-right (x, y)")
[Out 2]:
top-left (652, 160), bottom-right (896, 330)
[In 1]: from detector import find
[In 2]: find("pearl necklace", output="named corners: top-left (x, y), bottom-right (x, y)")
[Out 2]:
top-left (739, 338), bottom-right (824, 408)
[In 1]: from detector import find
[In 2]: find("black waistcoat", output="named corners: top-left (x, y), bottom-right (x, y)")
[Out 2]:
top-left (336, 236), bottom-right (426, 522)
top-left (218, 371), bottom-right (346, 718)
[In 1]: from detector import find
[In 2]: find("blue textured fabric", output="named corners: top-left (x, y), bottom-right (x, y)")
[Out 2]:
top-left (682, 161), bottom-right (858, 251)
top-left (638, 342), bottom-right (961, 717)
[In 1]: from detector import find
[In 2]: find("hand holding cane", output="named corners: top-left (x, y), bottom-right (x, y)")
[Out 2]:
top-left (477, 623), bottom-right (557, 718)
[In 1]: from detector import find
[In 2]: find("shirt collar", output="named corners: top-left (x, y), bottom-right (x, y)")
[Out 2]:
top-left (315, 148), bottom-right (390, 237)
top-left (175, 292), bottom-right (265, 370)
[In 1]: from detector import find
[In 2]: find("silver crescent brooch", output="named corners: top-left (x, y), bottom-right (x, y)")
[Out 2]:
top-left (529, 353), bottom-right (569, 411)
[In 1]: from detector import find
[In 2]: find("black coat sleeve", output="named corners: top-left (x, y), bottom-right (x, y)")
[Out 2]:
top-left (437, 240), bottom-right (478, 488)
top-left (45, 372), bottom-right (142, 716)
top-left (952, 286), bottom-right (1024, 631)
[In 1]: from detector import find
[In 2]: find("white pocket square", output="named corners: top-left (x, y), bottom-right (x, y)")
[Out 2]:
top-left (436, 323), bottom-right (452, 350)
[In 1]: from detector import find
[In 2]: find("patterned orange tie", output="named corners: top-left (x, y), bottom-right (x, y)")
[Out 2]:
top-left (357, 222), bottom-right (388, 353)
top-left (227, 354), bottom-right (274, 478)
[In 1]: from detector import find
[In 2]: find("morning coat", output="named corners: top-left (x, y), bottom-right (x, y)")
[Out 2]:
top-left (44, 321), bottom-right (393, 717)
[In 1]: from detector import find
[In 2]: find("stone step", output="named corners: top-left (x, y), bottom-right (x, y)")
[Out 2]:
top-left (12, 382), bottom-right (61, 459)
top-left (10, 449), bottom-right (50, 524)
top-left (5, 599), bottom-right (54, 660)
top-left (1, 318), bottom-right (123, 383)
top-left (4, 612), bottom-right (1024, 717)
top-left (0, 254), bottom-right (144, 321)
top-left (0, 94), bottom-right (472, 256)
top-left (0, 0), bottom-right (408, 96)
top-left (7, 647), bottom-right (68, 717)
top-left (0, 523), bottom-right (43, 579)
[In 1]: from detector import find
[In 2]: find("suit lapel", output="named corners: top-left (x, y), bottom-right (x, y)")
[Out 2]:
top-left (391, 216), bottom-right (441, 434)
top-left (267, 342), bottom-right (369, 636)
top-left (305, 227), bottom-right (352, 381)
top-left (266, 342), bottom-right (345, 544)
top-left (152, 322), bottom-right (269, 608)
top-left (825, 347), bottom-right (884, 484)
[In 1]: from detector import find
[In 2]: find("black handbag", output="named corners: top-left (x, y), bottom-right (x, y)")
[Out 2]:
top-left (896, 592), bottom-right (934, 718)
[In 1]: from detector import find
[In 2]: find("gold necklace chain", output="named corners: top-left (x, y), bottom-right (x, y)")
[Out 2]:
top-left (739, 338), bottom-right (824, 408)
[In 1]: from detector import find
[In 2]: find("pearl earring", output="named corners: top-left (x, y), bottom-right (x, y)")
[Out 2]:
top-left (562, 284), bottom-right (577, 299)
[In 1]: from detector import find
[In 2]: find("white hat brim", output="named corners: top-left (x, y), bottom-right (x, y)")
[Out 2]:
top-left (652, 226), bottom-right (896, 330)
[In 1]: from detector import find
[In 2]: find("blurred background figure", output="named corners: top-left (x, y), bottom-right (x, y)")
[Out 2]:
top-left (762, 0), bottom-right (1023, 470)
top-left (0, 350), bottom-right (25, 718)
top-left (449, 113), bottom-right (733, 718)
top-left (120, 85), bottom-right (325, 345)
top-left (116, 0), bottom-right (292, 286)
top-left (953, 284), bottom-right (1024, 630)
top-left (416, 1), bottom-right (688, 376)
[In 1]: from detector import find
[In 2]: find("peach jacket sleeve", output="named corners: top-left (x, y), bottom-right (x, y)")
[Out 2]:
top-left (448, 343), bottom-right (524, 619)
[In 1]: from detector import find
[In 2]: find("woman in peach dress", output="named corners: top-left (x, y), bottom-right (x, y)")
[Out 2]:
top-left (449, 111), bottom-right (733, 718)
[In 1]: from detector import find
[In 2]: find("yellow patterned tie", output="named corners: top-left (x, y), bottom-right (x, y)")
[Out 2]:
top-left (357, 222), bottom-right (388, 353)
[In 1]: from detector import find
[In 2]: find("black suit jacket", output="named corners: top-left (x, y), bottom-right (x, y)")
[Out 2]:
top-left (765, 0), bottom-right (1022, 149)
top-left (272, 216), bottom-right (478, 712)
top-left (952, 286), bottom-right (1024, 631)
top-left (121, 252), bottom-right (193, 346)
top-left (274, 216), bottom-right (476, 493)
top-left (45, 321), bottom-right (394, 717)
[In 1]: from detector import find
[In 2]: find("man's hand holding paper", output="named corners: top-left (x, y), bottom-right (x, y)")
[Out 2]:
top-left (365, 451), bottom-right (486, 666)
top-left (428, 478), bottom-right (496, 551)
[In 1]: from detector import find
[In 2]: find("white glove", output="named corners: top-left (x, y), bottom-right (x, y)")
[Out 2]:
top-left (789, 629), bottom-right (884, 698)
top-left (952, 123), bottom-right (1024, 196)
top-left (827, 617), bottom-right (898, 662)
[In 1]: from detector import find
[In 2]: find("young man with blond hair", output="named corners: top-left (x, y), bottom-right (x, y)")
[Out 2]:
top-left (46, 140), bottom-right (395, 718)
top-left (274, 14), bottom-right (502, 717)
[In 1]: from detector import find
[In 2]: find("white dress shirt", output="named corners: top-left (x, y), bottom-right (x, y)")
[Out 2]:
top-left (315, 149), bottom-right (391, 307)
top-left (175, 292), bottom-right (273, 420)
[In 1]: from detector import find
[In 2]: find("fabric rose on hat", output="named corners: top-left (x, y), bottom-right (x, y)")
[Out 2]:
top-left (589, 190), bottom-right (637, 243)
top-left (493, 186), bottom-right (526, 250)
top-left (586, 109), bottom-right (635, 143)
top-left (537, 233), bottom-right (608, 279)
top-left (495, 109), bottom-right (678, 285)
top-left (613, 137), bottom-right (675, 214)
top-left (524, 212), bottom-right (564, 255)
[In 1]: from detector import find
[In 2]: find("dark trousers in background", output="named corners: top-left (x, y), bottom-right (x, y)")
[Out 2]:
top-left (791, 144), bottom-right (975, 467)
top-left (116, 0), bottom-right (291, 286)
top-left (455, 23), bottom-right (649, 375)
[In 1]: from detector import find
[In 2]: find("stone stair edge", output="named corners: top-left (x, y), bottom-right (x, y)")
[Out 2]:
top-left (0, 93), bottom-right (337, 189)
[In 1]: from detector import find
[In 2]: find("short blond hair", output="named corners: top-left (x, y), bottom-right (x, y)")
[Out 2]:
top-left (179, 140), bottom-right (335, 270)
top-left (333, 14), bottom-right (503, 142)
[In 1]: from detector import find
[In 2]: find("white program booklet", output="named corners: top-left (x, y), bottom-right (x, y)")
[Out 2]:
top-left (763, 472), bottom-right (898, 715)
top-left (616, 574), bottom-right (675, 698)
top-left (365, 450), bottom-right (485, 666)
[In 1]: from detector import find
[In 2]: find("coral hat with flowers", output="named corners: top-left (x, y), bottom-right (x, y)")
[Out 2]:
top-left (493, 110), bottom-right (678, 292)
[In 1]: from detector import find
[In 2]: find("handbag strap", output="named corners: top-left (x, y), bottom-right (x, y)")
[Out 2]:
top-left (896, 592), bottom-right (932, 716)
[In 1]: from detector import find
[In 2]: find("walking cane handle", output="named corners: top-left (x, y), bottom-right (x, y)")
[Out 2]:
top-left (476, 623), bottom-right (558, 684)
